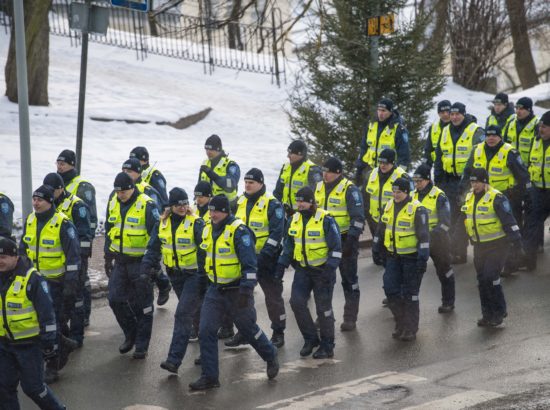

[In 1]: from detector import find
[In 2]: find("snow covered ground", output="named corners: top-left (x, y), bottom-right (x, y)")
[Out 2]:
top-left (1, 30), bottom-right (549, 226)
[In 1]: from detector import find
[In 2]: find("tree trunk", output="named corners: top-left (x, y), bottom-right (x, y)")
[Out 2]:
top-left (505, 0), bottom-right (539, 89)
top-left (5, 0), bottom-right (52, 106)
top-left (147, 0), bottom-right (159, 36)
top-left (426, 0), bottom-right (449, 53)
top-left (228, 0), bottom-right (243, 50)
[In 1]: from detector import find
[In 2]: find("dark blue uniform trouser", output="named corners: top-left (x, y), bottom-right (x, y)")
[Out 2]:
top-left (0, 341), bottom-right (65, 410)
top-left (45, 281), bottom-right (68, 372)
top-left (108, 259), bottom-right (154, 352)
top-left (430, 230), bottom-right (455, 306)
top-left (524, 188), bottom-right (550, 256)
top-left (440, 176), bottom-right (468, 259)
top-left (383, 255), bottom-right (424, 334)
top-left (289, 265), bottom-right (336, 350)
top-left (67, 257), bottom-right (87, 344)
top-left (258, 253), bottom-right (286, 333)
top-left (339, 235), bottom-right (360, 323)
top-left (165, 270), bottom-right (204, 366)
top-left (154, 270), bottom-right (172, 293)
top-left (82, 257), bottom-right (92, 323)
top-left (473, 242), bottom-right (508, 321)
top-left (166, 268), bottom-right (206, 333)
top-left (199, 286), bottom-right (276, 380)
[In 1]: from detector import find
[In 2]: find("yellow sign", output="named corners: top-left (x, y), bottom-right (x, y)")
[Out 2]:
top-left (368, 17), bottom-right (379, 36)
top-left (367, 14), bottom-right (395, 36)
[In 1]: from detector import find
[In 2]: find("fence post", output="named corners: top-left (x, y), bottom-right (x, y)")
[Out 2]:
top-left (271, 8), bottom-right (280, 88)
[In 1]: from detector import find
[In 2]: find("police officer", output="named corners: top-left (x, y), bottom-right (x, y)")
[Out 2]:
top-left (276, 187), bottom-right (342, 359)
top-left (198, 134), bottom-right (241, 213)
top-left (364, 149), bottom-right (407, 256)
top-left (356, 98), bottom-right (411, 184)
top-left (140, 188), bottom-right (206, 374)
top-left (434, 102), bottom-right (484, 264)
top-left (227, 168), bottom-right (286, 348)
top-left (0, 192), bottom-right (14, 238)
top-left (104, 172), bottom-right (160, 359)
top-left (461, 168), bottom-right (522, 327)
top-left (485, 92), bottom-right (515, 130)
top-left (130, 146), bottom-right (168, 205)
top-left (412, 164), bottom-right (454, 313)
top-left (273, 140), bottom-right (323, 216)
top-left (0, 236), bottom-right (66, 410)
top-left (372, 177), bottom-right (430, 341)
top-left (424, 100), bottom-right (451, 167)
top-left (523, 111), bottom-right (550, 270)
top-left (194, 181), bottom-right (213, 223)
top-left (190, 195), bottom-right (279, 390)
top-left (460, 125), bottom-right (532, 274)
top-left (43, 173), bottom-right (93, 347)
top-left (56, 149), bottom-right (97, 328)
top-left (121, 158), bottom-right (172, 305)
top-left (315, 157), bottom-right (365, 331)
top-left (19, 185), bottom-right (81, 383)
top-left (504, 97), bottom-right (539, 165)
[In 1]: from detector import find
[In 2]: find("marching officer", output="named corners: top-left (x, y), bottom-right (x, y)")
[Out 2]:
top-left (504, 97), bottom-right (539, 165)
top-left (43, 173), bottom-right (93, 347)
top-left (228, 168), bottom-right (286, 348)
top-left (198, 134), bottom-right (241, 213)
top-left (194, 181), bottom-right (213, 223)
top-left (273, 140), bottom-right (323, 216)
top-left (0, 236), bottom-right (66, 410)
top-left (485, 92), bottom-right (515, 130)
top-left (523, 111), bottom-right (550, 270)
top-left (355, 98), bottom-right (410, 184)
top-left (372, 177), bottom-right (430, 341)
top-left (461, 168), bottom-right (522, 327)
top-left (315, 157), bottom-right (365, 331)
top-left (424, 100), bottom-right (451, 167)
top-left (19, 185), bottom-right (81, 383)
top-left (411, 164), bottom-right (454, 313)
top-left (190, 195), bottom-right (279, 390)
top-left (104, 172), bottom-right (159, 359)
top-left (130, 146), bottom-right (169, 205)
top-left (121, 158), bottom-right (172, 305)
top-left (276, 187), bottom-right (342, 359)
top-left (56, 149), bottom-right (97, 328)
top-left (460, 125), bottom-right (532, 274)
top-left (140, 188), bottom-right (206, 374)
top-left (434, 101), bottom-right (485, 264)
top-left (0, 192), bottom-right (14, 238)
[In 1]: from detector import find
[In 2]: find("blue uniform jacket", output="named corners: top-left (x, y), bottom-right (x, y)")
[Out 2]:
top-left (278, 210), bottom-right (342, 270)
top-left (55, 192), bottom-right (94, 258)
top-left (18, 207), bottom-right (81, 285)
top-left (0, 193), bottom-right (14, 237)
top-left (59, 169), bottom-right (98, 232)
top-left (143, 164), bottom-right (168, 205)
top-left (0, 257), bottom-right (57, 346)
top-left (414, 182), bottom-right (451, 236)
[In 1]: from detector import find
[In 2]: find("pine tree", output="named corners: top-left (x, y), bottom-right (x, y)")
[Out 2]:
top-left (288, 0), bottom-right (446, 174)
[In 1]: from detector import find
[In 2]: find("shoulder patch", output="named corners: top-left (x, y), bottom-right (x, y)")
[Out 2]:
top-left (352, 190), bottom-right (361, 205)
top-left (84, 190), bottom-right (93, 201)
top-left (227, 165), bottom-right (238, 175)
top-left (275, 207), bottom-right (284, 220)
top-left (41, 281), bottom-right (49, 294)
top-left (157, 178), bottom-right (165, 189)
top-left (79, 206), bottom-right (87, 219)
top-left (67, 227), bottom-right (76, 239)
top-left (1, 202), bottom-right (9, 214)
top-left (501, 198), bottom-right (511, 213)
top-left (401, 130), bottom-right (409, 143)
top-left (242, 234), bottom-right (251, 247)
top-left (152, 208), bottom-right (160, 221)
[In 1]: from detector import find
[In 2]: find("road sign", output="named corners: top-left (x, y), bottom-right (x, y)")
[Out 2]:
top-left (70, 2), bottom-right (109, 35)
top-left (367, 13), bottom-right (396, 37)
top-left (111, 0), bottom-right (150, 12)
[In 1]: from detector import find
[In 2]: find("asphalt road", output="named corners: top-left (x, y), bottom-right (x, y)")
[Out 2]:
top-left (21, 234), bottom-right (550, 410)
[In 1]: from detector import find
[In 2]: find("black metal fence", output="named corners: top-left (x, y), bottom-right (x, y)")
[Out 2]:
top-left (0, 0), bottom-right (286, 83)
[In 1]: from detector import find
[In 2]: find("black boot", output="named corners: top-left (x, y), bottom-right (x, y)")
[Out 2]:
top-left (217, 326), bottom-right (235, 339)
top-left (299, 339), bottom-right (320, 357)
top-left (224, 332), bottom-right (247, 347)
top-left (189, 376), bottom-right (220, 390)
top-left (387, 297), bottom-right (404, 339)
top-left (270, 331), bottom-right (285, 348)
top-left (312, 345), bottom-right (334, 359)
top-left (119, 330), bottom-right (136, 354)
top-left (266, 351), bottom-right (279, 379)
top-left (160, 360), bottom-right (179, 374)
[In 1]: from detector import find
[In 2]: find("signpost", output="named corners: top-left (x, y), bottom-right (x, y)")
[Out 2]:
top-left (111, 0), bottom-right (150, 12)
top-left (367, 13), bottom-right (396, 37)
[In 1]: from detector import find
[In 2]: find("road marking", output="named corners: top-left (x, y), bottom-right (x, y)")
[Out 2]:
top-left (238, 358), bottom-right (341, 381)
top-left (84, 330), bottom-right (101, 336)
top-left (123, 405), bottom-right (169, 410)
top-left (402, 390), bottom-right (503, 409)
top-left (257, 371), bottom-right (426, 409)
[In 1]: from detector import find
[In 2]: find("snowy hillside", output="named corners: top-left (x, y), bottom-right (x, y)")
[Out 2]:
top-left (1, 30), bottom-right (548, 225)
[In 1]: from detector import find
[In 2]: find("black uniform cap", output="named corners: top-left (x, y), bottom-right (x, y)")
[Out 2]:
top-left (244, 168), bottom-right (264, 184)
top-left (492, 93), bottom-right (509, 105)
top-left (485, 125), bottom-right (502, 137)
top-left (57, 149), bottom-right (76, 166)
top-left (541, 111), bottom-right (550, 126)
top-left (33, 185), bottom-right (54, 203)
top-left (413, 164), bottom-right (431, 181)
top-left (287, 140), bottom-right (307, 156)
top-left (516, 97), bottom-right (533, 111)
top-left (194, 181), bottom-right (213, 197)
top-left (377, 98), bottom-right (394, 111)
top-left (322, 157), bottom-right (343, 174)
top-left (437, 100), bottom-right (451, 113)
top-left (208, 195), bottom-right (230, 213)
top-left (470, 168), bottom-right (489, 183)
top-left (114, 172), bottom-right (135, 191)
top-left (43, 172), bottom-right (65, 190)
top-left (295, 187), bottom-right (315, 204)
top-left (378, 148), bottom-right (396, 164)
top-left (122, 158), bottom-right (142, 174)
top-left (168, 187), bottom-right (189, 206)
top-left (450, 102), bottom-right (466, 115)
top-left (0, 236), bottom-right (18, 256)
top-left (204, 134), bottom-right (222, 151)
top-left (392, 177), bottom-right (411, 194)
top-left (130, 146), bottom-right (149, 161)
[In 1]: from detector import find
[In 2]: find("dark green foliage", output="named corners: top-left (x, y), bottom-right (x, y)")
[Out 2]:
top-left (288, 0), bottom-right (446, 174)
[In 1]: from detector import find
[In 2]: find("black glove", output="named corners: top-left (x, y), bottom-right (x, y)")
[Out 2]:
top-left (416, 259), bottom-right (427, 275)
top-left (274, 264), bottom-right (286, 280)
top-left (63, 278), bottom-right (78, 299)
top-left (354, 168), bottom-right (364, 186)
top-left (200, 165), bottom-right (215, 178)
top-left (283, 203), bottom-right (294, 217)
top-left (237, 293), bottom-right (250, 309)
top-left (104, 254), bottom-right (115, 278)
top-left (372, 251), bottom-right (383, 266)
top-left (513, 240), bottom-right (526, 261)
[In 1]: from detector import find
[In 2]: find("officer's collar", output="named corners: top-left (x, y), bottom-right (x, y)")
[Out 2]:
top-left (59, 168), bottom-right (78, 184)
top-left (212, 214), bottom-right (234, 232)
top-left (54, 190), bottom-right (69, 207)
top-left (209, 151), bottom-right (226, 167)
top-left (324, 175), bottom-right (343, 192)
top-left (244, 185), bottom-right (266, 202)
top-left (35, 206), bottom-right (56, 222)
top-left (418, 181), bottom-right (433, 196)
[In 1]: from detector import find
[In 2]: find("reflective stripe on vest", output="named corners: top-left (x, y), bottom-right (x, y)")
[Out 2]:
top-left (23, 213), bottom-right (67, 279)
top-left (382, 200), bottom-right (422, 254)
top-left (362, 121), bottom-right (398, 169)
top-left (141, 165), bottom-right (159, 185)
top-left (315, 178), bottom-right (352, 233)
top-left (235, 193), bottom-right (272, 253)
top-left (440, 122), bottom-right (479, 175)
top-left (365, 167), bottom-right (406, 223)
top-left (429, 121), bottom-right (444, 162)
top-left (107, 193), bottom-right (151, 256)
top-left (472, 142), bottom-right (516, 192)
top-left (158, 215), bottom-right (198, 269)
top-left (199, 156), bottom-right (237, 202)
top-left (0, 268), bottom-right (40, 340)
top-left (200, 219), bottom-right (243, 284)
top-left (506, 116), bottom-right (538, 164)
top-left (412, 186), bottom-right (443, 229)
top-left (57, 193), bottom-right (83, 222)
top-left (288, 209), bottom-right (328, 267)
top-left (280, 160), bottom-right (315, 209)
top-left (65, 175), bottom-right (87, 196)
top-left (529, 138), bottom-right (550, 189)
top-left (461, 188), bottom-right (506, 243)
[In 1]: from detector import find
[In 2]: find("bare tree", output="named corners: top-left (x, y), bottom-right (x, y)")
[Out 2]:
top-left (4, 0), bottom-right (52, 106)
top-left (505, 0), bottom-right (539, 89)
